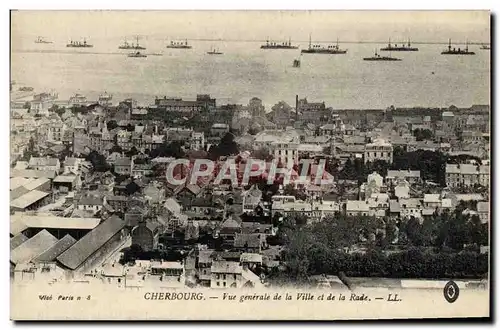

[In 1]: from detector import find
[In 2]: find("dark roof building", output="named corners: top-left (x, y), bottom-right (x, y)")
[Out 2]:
top-left (10, 233), bottom-right (29, 250)
top-left (34, 234), bottom-right (77, 262)
top-left (10, 230), bottom-right (59, 265)
top-left (56, 215), bottom-right (126, 272)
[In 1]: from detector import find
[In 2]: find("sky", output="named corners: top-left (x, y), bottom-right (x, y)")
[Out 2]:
top-left (11, 10), bottom-right (490, 43)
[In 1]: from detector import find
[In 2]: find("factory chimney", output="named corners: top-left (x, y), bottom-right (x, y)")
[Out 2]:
top-left (295, 95), bottom-right (299, 121)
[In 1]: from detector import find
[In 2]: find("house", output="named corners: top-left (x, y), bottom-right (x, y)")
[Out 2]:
top-left (150, 261), bottom-right (184, 278)
top-left (131, 163), bottom-right (153, 178)
top-left (210, 123), bottom-right (230, 137)
top-left (364, 139), bottom-right (393, 164)
top-left (242, 185), bottom-right (263, 213)
top-left (131, 220), bottom-right (162, 252)
top-left (445, 164), bottom-right (490, 188)
top-left (210, 261), bottom-right (243, 289)
top-left (394, 180), bottom-right (410, 199)
top-left (366, 193), bottom-right (390, 218)
top-left (106, 195), bottom-right (128, 213)
top-left (98, 263), bottom-right (126, 286)
top-left (76, 195), bottom-right (104, 213)
top-left (233, 233), bottom-right (262, 253)
top-left (389, 200), bottom-right (401, 219)
top-left (240, 253), bottom-right (263, 269)
top-left (63, 157), bottom-right (85, 174)
top-left (346, 200), bottom-right (370, 217)
top-left (114, 157), bottom-right (134, 176)
top-left (423, 194), bottom-right (441, 209)
top-left (197, 249), bottom-right (214, 287)
top-left (124, 207), bottom-right (145, 228)
top-left (386, 170), bottom-right (421, 185)
top-left (189, 131), bottom-right (205, 151)
top-left (477, 202), bottom-right (489, 223)
top-left (399, 198), bottom-right (423, 220)
top-left (28, 157), bottom-right (61, 173)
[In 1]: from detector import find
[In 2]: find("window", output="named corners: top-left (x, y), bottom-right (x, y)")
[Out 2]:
top-left (216, 274), bottom-right (220, 280)
top-left (223, 274), bottom-right (226, 280)
top-left (234, 274), bottom-right (237, 280)
top-left (216, 281), bottom-right (220, 287)
top-left (223, 282), bottom-right (226, 287)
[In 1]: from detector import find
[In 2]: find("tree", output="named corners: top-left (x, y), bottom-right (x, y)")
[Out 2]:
top-left (208, 132), bottom-right (239, 159)
top-left (109, 144), bottom-right (123, 154)
top-left (149, 140), bottom-right (185, 159)
top-left (85, 150), bottom-right (110, 172)
top-left (126, 146), bottom-right (139, 157)
top-left (250, 147), bottom-right (272, 161)
top-left (21, 137), bottom-right (39, 160)
top-left (413, 128), bottom-right (434, 141)
top-left (107, 120), bottom-right (119, 131)
top-left (49, 104), bottom-right (65, 117)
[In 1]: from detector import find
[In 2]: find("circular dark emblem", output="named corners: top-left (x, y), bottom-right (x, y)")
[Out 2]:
top-left (443, 280), bottom-right (460, 303)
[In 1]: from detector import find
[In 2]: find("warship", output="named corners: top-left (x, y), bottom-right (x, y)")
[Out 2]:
top-left (261, 38), bottom-right (298, 49)
top-left (167, 39), bottom-right (192, 49)
top-left (34, 36), bottom-right (52, 44)
top-left (380, 38), bottom-right (418, 51)
top-left (363, 50), bottom-right (401, 61)
top-left (119, 36), bottom-right (146, 50)
top-left (67, 38), bottom-right (93, 48)
top-left (441, 39), bottom-right (475, 55)
top-left (128, 51), bottom-right (147, 58)
top-left (301, 36), bottom-right (347, 54)
top-left (207, 47), bottom-right (223, 55)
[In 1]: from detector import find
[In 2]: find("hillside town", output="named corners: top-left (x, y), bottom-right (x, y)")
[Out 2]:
top-left (10, 90), bottom-right (490, 289)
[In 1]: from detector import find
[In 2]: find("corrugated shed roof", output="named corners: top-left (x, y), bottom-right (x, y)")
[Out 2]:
top-left (10, 186), bottom-right (30, 201)
top-left (10, 214), bottom-right (101, 232)
top-left (35, 234), bottom-right (77, 262)
top-left (56, 215), bottom-right (126, 270)
top-left (10, 233), bottom-right (28, 250)
top-left (23, 177), bottom-right (50, 191)
top-left (10, 177), bottom-right (33, 190)
top-left (10, 169), bottom-right (57, 179)
top-left (10, 229), bottom-right (58, 265)
top-left (11, 190), bottom-right (49, 209)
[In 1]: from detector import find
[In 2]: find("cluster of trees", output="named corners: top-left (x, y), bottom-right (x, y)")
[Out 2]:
top-left (85, 150), bottom-right (111, 172)
top-left (49, 104), bottom-right (66, 118)
top-left (337, 158), bottom-right (390, 184)
top-left (149, 140), bottom-right (186, 159)
top-left (338, 147), bottom-right (484, 187)
top-left (392, 147), bottom-right (447, 185)
top-left (413, 128), bottom-right (434, 141)
top-left (20, 137), bottom-right (39, 161)
top-left (274, 210), bottom-right (489, 283)
top-left (401, 204), bottom-right (488, 250)
top-left (207, 132), bottom-right (239, 160)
